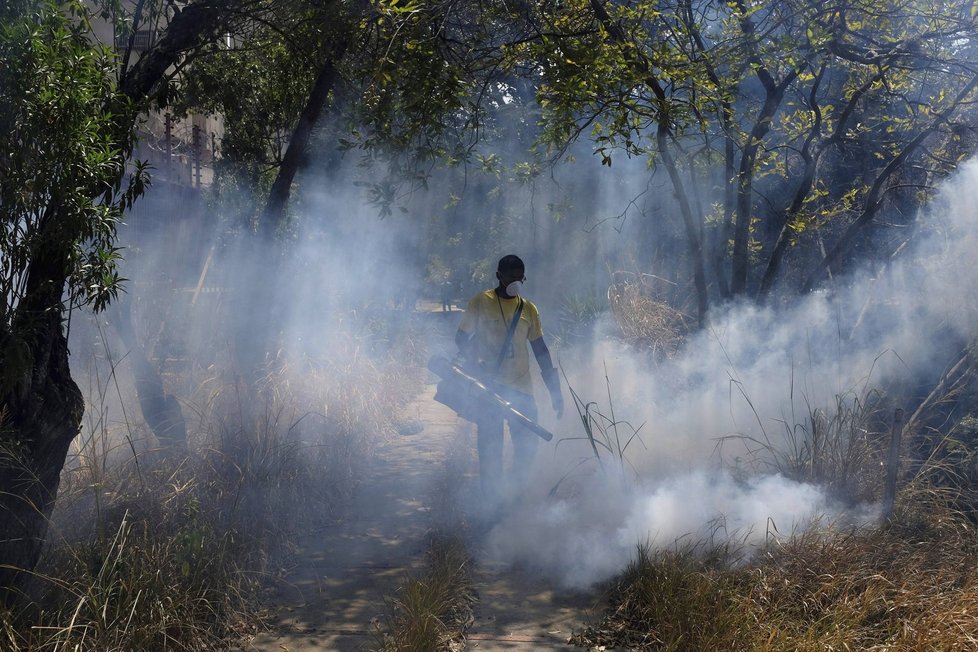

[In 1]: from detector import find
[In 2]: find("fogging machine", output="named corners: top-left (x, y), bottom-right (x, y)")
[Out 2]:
top-left (428, 356), bottom-right (553, 442)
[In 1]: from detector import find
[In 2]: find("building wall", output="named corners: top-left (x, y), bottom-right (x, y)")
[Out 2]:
top-left (86, 0), bottom-right (224, 188)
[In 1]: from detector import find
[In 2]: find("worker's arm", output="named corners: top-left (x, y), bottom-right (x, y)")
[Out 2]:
top-left (531, 337), bottom-right (563, 418)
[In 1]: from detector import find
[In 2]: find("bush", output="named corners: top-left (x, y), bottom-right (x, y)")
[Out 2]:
top-left (374, 535), bottom-right (474, 652)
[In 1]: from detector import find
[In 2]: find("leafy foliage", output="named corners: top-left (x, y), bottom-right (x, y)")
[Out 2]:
top-left (0, 2), bottom-right (147, 428)
top-left (505, 0), bottom-right (978, 301)
top-left (171, 0), bottom-right (345, 228)
top-left (0, 0), bottom-right (146, 324)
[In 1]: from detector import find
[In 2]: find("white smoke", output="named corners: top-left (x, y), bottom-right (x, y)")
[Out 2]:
top-left (478, 158), bottom-right (978, 589)
top-left (83, 101), bottom-right (978, 592)
top-left (487, 470), bottom-right (833, 589)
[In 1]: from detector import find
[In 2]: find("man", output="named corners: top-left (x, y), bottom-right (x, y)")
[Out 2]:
top-left (455, 254), bottom-right (564, 505)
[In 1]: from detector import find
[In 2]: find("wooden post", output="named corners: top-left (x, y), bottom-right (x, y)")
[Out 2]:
top-left (882, 408), bottom-right (905, 523)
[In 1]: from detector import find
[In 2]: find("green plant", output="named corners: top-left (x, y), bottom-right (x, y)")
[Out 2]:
top-left (0, 0), bottom-right (149, 583)
top-left (718, 371), bottom-right (886, 505)
top-left (552, 293), bottom-right (606, 348)
top-left (554, 366), bottom-right (646, 495)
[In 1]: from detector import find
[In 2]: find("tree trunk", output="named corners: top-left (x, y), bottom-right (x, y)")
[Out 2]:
top-left (728, 0), bottom-right (800, 296)
top-left (656, 123), bottom-right (709, 325)
top-left (589, 0), bottom-right (709, 324)
top-left (0, 315), bottom-right (83, 605)
top-left (679, 0), bottom-right (733, 300)
top-left (110, 296), bottom-right (187, 451)
top-left (259, 44), bottom-right (348, 239)
top-left (757, 127), bottom-right (820, 300)
top-left (730, 79), bottom-right (794, 295)
top-left (120, 1), bottom-right (229, 102)
top-left (233, 44), bottom-right (349, 385)
top-left (0, 0), bottom-right (231, 602)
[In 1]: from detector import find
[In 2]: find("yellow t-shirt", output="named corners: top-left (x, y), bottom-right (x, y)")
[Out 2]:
top-left (457, 289), bottom-right (543, 395)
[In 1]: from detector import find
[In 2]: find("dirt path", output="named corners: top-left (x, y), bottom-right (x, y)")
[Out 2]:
top-left (237, 382), bottom-right (453, 651)
top-left (240, 313), bottom-right (595, 651)
top-left (465, 560), bottom-right (596, 650)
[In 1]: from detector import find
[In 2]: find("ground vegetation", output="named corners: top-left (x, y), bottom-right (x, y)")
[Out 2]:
top-left (574, 495), bottom-right (978, 650)
top-left (0, 0), bottom-right (147, 601)
top-left (0, 323), bottom-right (422, 649)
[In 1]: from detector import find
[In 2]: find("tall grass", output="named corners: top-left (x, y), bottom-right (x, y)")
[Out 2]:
top-left (717, 383), bottom-right (887, 504)
top-left (573, 541), bottom-right (752, 650)
top-left (555, 368), bottom-right (647, 497)
top-left (7, 498), bottom-right (258, 650)
top-left (1, 326), bottom-right (423, 650)
top-left (575, 494), bottom-right (978, 650)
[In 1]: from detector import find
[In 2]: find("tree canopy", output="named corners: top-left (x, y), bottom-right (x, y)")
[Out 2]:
top-left (501, 0), bottom-right (978, 317)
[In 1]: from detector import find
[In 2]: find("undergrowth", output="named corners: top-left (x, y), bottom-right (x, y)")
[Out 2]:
top-left (574, 497), bottom-right (978, 650)
top-left (561, 316), bottom-right (978, 649)
top-left (373, 422), bottom-right (476, 652)
top-left (607, 271), bottom-right (689, 360)
top-left (719, 384), bottom-right (888, 504)
top-left (0, 326), bottom-right (423, 651)
top-left (571, 382), bottom-right (978, 650)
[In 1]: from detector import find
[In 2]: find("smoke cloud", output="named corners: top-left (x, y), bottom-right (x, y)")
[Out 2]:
top-left (487, 471), bottom-right (832, 589)
top-left (69, 95), bottom-right (978, 592)
top-left (477, 158), bottom-right (978, 589)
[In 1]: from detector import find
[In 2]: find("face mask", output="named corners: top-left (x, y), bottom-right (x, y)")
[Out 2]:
top-left (505, 280), bottom-right (523, 297)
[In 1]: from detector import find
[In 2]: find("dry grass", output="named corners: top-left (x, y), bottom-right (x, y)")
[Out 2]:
top-left (573, 387), bottom-right (978, 651)
top-left (567, 291), bottom-right (978, 649)
top-left (373, 422), bottom-right (476, 652)
top-left (574, 498), bottom-right (978, 650)
top-left (0, 326), bottom-right (424, 650)
top-left (3, 492), bottom-right (260, 650)
top-left (718, 385), bottom-right (889, 505)
top-left (373, 534), bottom-right (474, 652)
top-left (573, 541), bottom-right (751, 650)
top-left (607, 272), bottom-right (690, 360)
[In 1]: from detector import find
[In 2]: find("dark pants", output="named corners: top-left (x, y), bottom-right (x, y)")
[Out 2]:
top-left (474, 387), bottom-right (538, 507)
